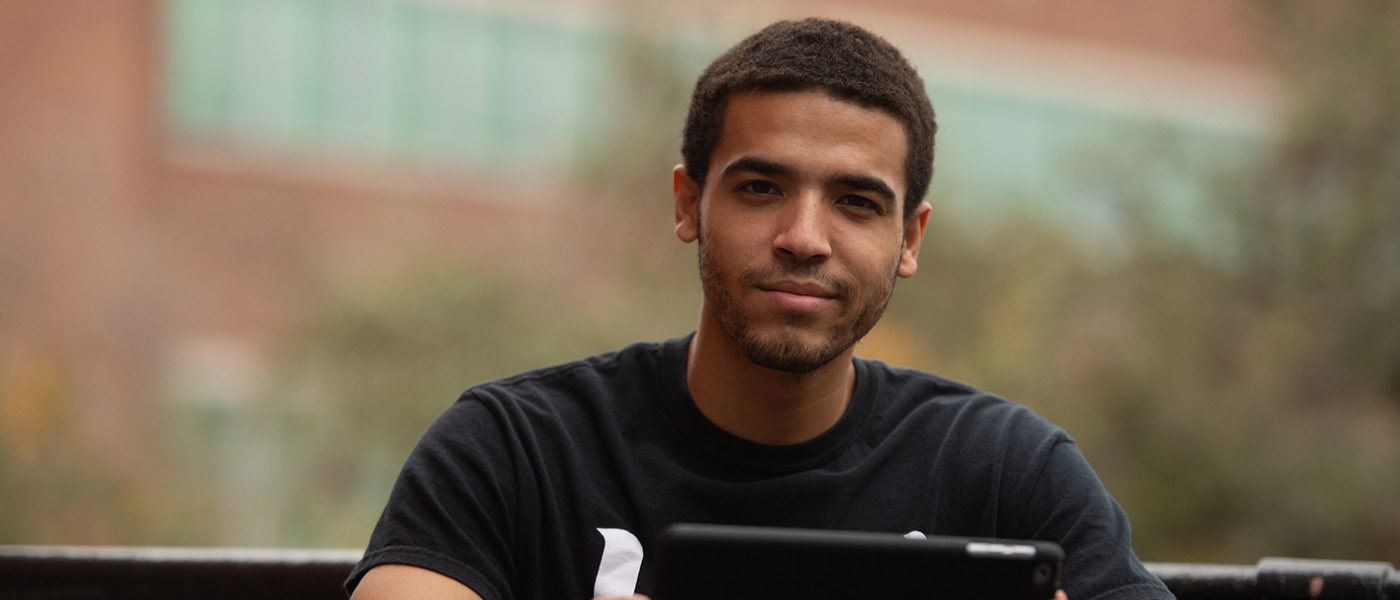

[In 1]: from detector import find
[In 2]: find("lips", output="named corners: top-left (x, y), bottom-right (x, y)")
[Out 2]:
top-left (757, 280), bottom-right (839, 313)
top-left (759, 280), bottom-right (838, 298)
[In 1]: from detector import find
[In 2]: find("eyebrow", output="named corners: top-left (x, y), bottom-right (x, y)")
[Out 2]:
top-left (721, 156), bottom-right (793, 179)
top-left (721, 155), bottom-right (899, 208)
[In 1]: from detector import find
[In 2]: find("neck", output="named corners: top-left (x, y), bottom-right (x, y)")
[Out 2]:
top-left (685, 306), bottom-right (857, 446)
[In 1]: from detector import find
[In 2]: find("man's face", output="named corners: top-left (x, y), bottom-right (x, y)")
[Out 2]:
top-left (674, 90), bottom-right (930, 372)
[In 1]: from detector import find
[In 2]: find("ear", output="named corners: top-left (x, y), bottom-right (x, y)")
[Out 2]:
top-left (896, 201), bottom-right (932, 278)
top-left (673, 164), bottom-right (700, 243)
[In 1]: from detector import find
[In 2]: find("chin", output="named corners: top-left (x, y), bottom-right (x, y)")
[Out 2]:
top-left (735, 326), bottom-right (850, 373)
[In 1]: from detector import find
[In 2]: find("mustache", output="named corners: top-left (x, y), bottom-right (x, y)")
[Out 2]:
top-left (740, 262), bottom-right (854, 298)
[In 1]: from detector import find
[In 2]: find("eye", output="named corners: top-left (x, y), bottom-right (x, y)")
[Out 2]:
top-left (738, 180), bottom-right (782, 196)
top-left (837, 195), bottom-right (883, 214)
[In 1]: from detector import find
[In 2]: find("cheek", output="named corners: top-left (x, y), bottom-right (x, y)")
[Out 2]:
top-left (843, 233), bottom-right (905, 276)
top-left (702, 219), bottom-right (769, 265)
top-left (698, 229), bottom-right (744, 279)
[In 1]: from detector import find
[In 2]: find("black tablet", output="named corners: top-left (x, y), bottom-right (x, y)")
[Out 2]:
top-left (651, 523), bottom-right (1063, 600)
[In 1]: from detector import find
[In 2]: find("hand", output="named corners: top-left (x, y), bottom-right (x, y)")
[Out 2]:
top-left (1056, 590), bottom-right (1069, 600)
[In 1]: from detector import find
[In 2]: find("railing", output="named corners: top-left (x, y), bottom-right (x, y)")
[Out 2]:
top-left (2, 545), bottom-right (1397, 600)
top-left (0, 546), bottom-right (359, 600)
top-left (1147, 559), bottom-right (1400, 600)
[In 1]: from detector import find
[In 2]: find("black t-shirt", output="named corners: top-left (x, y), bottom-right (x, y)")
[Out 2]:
top-left (346, 335), bottom-right (1172, 600)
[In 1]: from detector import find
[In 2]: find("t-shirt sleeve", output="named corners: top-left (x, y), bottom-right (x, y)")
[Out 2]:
top-left (344, 394), bottom-right (519, 600)
top-left (1014, 439), bottom-right (1175, 600)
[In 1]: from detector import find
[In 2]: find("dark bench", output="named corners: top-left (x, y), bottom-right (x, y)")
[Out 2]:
top-left (2, 545), bottom-right (1396, 599)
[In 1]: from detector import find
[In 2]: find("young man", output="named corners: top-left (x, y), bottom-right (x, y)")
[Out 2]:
top-left (347, 18), bottom-right (1172, 600)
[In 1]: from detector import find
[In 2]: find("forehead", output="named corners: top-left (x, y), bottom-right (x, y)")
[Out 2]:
top-left (709, 90), bottom-right (909, 196)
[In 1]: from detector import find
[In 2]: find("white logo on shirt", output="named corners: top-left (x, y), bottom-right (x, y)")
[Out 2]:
top-left (594, 528), bottom-right (643, 597)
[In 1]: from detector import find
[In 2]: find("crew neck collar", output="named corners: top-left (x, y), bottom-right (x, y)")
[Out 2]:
top-left (659, 333), bottom-right (876, 475)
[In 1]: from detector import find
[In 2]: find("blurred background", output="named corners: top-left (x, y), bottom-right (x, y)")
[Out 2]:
top-left (1, 0), bottom-right (1396, 564)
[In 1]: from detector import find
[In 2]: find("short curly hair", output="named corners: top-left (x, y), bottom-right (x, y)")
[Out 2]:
top-left (681, 18), bottom-right (938, 219)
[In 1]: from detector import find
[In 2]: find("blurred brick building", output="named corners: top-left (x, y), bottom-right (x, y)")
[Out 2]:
top-left (0, 0), bottom-right (1273, 507)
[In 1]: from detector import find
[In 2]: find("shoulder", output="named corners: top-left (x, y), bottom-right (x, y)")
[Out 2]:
top-left (401, 336), bottom-right (685, 485)
top-left (851, 355), bottom-right (1069, 458)
top-left (465, 337), bottom-right (678, 402)
top-left (430, 336), bottom-right (684, 434)
top-left (857, 357), bottom-right (1067, 442)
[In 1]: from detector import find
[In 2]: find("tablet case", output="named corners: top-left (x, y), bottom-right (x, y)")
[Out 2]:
top-left (651, 523), bottom-right (1063, 600)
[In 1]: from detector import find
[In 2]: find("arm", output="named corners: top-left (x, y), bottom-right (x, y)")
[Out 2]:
top-left (350, 564), bottom-right (483, 600)
top-left (347, 397), bottom-right (520, 599)
top-left (1016, 441), bottom-right (1172, 600)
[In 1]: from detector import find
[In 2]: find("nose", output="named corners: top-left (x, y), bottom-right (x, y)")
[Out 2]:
top-left (772, 196), bottom-right (831, 263)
